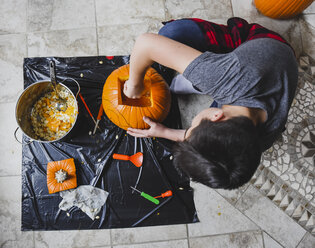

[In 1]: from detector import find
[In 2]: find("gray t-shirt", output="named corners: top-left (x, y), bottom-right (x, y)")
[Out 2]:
top-left (183, 38), bottom-right (298, 151)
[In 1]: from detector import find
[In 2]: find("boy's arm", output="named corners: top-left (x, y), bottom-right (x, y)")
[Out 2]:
top-left (125, 33), bottom-right (202, 98)
top-left (127, 117), bottom-right (186, 142)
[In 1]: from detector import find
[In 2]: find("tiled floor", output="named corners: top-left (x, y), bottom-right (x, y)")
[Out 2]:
top-left (0, 0), bottom-right (315, 247)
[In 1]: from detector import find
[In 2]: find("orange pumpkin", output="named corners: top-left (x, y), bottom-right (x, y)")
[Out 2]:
top-left (254, 0), bottom-right (314, 19)
top-left (47, 158), bottom-right (77, 194)
top-left (102, 64), bottom-right (171, 130)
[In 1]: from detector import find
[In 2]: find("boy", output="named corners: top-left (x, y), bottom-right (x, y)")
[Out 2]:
top-left (124, 18), bottom-right (298, 189)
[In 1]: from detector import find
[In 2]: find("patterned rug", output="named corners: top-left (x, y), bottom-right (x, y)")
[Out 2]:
top-left (251, 54), bottom-right (315, 236)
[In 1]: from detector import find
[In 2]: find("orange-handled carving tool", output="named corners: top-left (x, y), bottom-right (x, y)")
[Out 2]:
top-left (79, 93), bottom-right (101, 131)
top-left (154, 190), bottom-right (173, 198)
top-left (93, 103), bottom-right (104, 135)
top-left (113, 152), bottom-right (143, 167)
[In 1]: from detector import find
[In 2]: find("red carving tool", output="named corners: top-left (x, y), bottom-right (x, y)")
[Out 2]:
top-left (93, 103), bottom-right (104, 135)
top-left (79, 93), bottom-right (101, 131)
top-left (113, 152), bottom-right (143, 167)
top-left (154, 190), bottom-right (173, 199)
top-left (130, 186), bottom-right (159, 205)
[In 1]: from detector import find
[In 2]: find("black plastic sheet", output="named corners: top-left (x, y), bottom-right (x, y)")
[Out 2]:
top-left (21, 56), bottom-right (198, 230)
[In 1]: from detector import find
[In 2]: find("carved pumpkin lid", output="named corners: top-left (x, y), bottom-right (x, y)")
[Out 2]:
top-left (47, 158), bottom-right (77, 194)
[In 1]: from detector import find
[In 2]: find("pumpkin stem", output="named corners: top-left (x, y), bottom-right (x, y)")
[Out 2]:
top-left (55, 169), bottom-right (68, 183)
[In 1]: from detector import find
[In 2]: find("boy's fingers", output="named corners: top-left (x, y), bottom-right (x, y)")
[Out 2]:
top-left (127, 128), bottom-right (148, 135)
top-left (127, 127), bottom-right (146, 133)
top-left (143, 117), bottom-right (154, 126)
top-left (127, 130), bottom-right (148, 138)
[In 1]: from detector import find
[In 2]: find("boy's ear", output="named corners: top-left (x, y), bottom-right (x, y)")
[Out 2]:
top-left (210, 109), bottom-right (224, 122)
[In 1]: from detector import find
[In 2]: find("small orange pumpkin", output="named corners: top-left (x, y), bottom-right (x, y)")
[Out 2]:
top-left (47, 158), bottom-right (77, 194)
top-left (102, 64), bottom-right (171, 130)
top-left (254, 0), bottom-right (314, 19)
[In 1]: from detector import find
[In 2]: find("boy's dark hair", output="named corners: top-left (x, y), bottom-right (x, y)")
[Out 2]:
top-left (173, 116), bottom-right (262, 189)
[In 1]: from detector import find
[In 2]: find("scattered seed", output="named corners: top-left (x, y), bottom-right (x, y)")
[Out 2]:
top-left (99, 61), bottom-right (103, 64)
top-left (89, 131), bottom-right (92, 136)
top-left (169, 155), bottom-right (173, 160)
top-left (98, 158), bottom-right (101, 162)
top-left (80, 73), bottom-right (84, 77)
top-left (179, 187), bottom-right (184, 190)
top-left (115, 135), bottom-right (119, 139)
top-left (66, 212), bottom-right (70, 217)
top-left (95, 216), bottom-right (100, 219)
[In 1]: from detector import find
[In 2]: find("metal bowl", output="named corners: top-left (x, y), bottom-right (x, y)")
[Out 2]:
top-left (15, 80), bottom-right (79, 143)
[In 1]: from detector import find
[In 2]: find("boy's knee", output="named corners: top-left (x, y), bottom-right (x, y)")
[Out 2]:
top-left (158, 19), bottom-right (207, 52)
top-left (158, 19), bottom-right (195, 39)
top-left (158, 22), bottom-right (179, 39)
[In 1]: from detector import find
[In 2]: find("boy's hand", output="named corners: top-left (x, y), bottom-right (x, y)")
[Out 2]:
top-left (123, 79), bottom-right (144, 99)
top-left (127, 117), bottom-right (166, 138)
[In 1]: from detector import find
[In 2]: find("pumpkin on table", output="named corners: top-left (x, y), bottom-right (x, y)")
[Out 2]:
top-left (47, 158), bottom-right (77, 194)
top-left (254, 0), bottom-right (314, 19)
top-left (102, 64), bottom-right (171, 130)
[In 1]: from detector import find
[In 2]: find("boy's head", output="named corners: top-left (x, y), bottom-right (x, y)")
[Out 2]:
top-left (173, 108), bottom-right (262, 189)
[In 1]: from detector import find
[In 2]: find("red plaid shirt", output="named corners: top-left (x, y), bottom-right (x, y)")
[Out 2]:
top-left (165, 17), bottom-right (293, 54)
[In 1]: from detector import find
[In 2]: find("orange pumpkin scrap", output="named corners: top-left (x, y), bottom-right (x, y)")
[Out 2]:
top-left (47, 158), bottom-right (77, 194)
top-left (102, 64), bottom-right (171, 130)
top-left (254, 0), bottom-right (314, 19)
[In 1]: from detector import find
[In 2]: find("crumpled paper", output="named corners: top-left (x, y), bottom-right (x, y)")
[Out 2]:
top-left (59, 185), bottom-right (109, 220)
